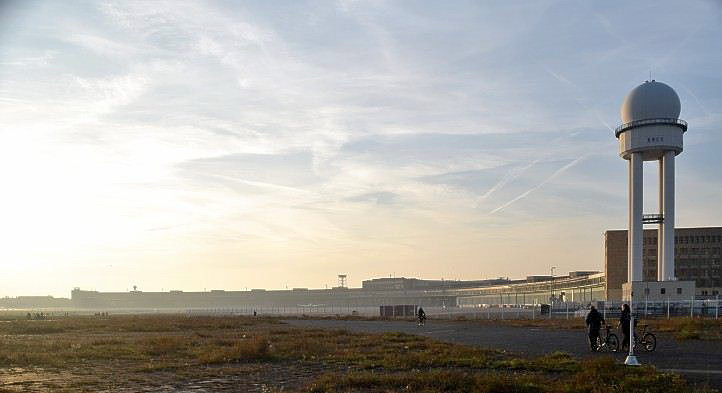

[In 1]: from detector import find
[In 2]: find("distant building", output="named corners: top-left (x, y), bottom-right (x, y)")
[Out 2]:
top-left (455, 272), bottom-right (605, 306)
top-left (0, 295), bottom-right (71, 309)
top-left (361, 277), bottom-right (510, 291)
top-left (605, 227), bottom-right (722, 300)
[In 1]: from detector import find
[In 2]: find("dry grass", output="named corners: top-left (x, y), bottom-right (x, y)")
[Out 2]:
top-left (650, 318), bottom-right (722, 340)
top-left (0, 313), bottom-right (715, 392)
top-left (308, 358), bottom-right (707, 393)
top-left (464, 316), bottom-right (722, 340)
top-left (196, 336), bottom-right (271, 364)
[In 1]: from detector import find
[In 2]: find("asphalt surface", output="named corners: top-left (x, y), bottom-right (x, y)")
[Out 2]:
top-left (286, 319), bottom-right (722, 389)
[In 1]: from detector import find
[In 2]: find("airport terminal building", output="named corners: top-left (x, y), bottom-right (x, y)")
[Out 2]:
top-left (2, 227), bottom-right (720, 311)
top-left (605, 226), bottom-right (722, 300)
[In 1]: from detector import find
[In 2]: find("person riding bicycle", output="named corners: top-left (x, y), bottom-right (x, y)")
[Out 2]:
top-left (585, 305), bottom-right (605, 352)
top-left (417, 307), bottom-right (426, 325)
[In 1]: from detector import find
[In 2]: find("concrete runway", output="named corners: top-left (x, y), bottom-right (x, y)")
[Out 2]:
top-left (286, 319), bottom-right (722, 389)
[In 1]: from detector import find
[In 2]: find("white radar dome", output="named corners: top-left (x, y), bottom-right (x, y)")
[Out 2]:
top-left (620, 80), bottom-right (681, 124)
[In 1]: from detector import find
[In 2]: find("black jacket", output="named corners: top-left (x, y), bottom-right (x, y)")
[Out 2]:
top-left (620, 308), bottom-right (631, 328)
top-left (585, 309), bottom-right (604, 332)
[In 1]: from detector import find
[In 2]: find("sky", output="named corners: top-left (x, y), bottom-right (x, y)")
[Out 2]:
top-left (1, 1), bottom-right (721, 297)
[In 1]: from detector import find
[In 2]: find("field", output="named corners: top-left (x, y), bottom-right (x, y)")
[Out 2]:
top-left (0, 314), bottom-right (716, 392)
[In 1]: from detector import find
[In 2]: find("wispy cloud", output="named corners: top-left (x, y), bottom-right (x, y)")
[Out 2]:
top-left (0, 0), bottom-right (721, 295)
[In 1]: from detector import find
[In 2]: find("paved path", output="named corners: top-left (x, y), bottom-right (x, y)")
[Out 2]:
top-left (286, 319), bottom-right (722, 389)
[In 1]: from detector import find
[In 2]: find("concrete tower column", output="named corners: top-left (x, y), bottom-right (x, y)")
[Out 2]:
top-left (658, 159), bottom-right (664, 280)
top-left (629, 152), bottom-right (643, 282)
top-left (661, 150), bottom-right (676, 280)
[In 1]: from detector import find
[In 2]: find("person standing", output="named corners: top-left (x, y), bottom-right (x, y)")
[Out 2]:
top-left (619, 304), bottom-right (631, 350)
top-left (585, 305), bottom-right (605, 351)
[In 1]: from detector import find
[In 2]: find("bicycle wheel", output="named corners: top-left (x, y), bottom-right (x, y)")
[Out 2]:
top-left (643, 333), bottom-right (656, 352)
top-left (607, 333), bottom-right (619, 352)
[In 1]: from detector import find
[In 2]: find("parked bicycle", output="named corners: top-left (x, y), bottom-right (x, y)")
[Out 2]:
top-left (633, 324), bottom-right (656, 352)
top-left (596, 325), bottom-right (619, 352)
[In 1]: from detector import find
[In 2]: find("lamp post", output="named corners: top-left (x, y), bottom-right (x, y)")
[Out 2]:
top-left (625, 289), bottom-right (640, 365)
top-left (550, 266), bottom-right (556, 319)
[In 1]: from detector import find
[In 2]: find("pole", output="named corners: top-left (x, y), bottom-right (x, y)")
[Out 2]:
top-left (667, 297), bottom-right (670, 319)
top-left (549, 266), bottom-right (556, 320)
top-left (625, 293), bottom-right (639, 365)
top-left (691, 295), bottom-right (694, 318)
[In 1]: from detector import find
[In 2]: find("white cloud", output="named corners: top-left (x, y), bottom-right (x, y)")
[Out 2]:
top-left (1, 0), bottom-right (721, 295)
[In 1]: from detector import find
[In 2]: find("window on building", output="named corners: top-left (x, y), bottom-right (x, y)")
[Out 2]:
top-left (644, 288), bottom-right (650, 295)
top-left (677, 288), bottom-right (683, 295)
top-left (661, 288), bottom-right (666, 295)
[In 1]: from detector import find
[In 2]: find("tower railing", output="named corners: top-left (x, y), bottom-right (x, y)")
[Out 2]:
top-left (615, 118), bottom-right (688, 137)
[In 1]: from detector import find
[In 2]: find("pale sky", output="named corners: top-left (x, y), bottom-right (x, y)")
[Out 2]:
top-left (1, 1), bottom-right (721, 297)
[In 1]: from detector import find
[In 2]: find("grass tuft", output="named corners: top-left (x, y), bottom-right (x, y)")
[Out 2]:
top-left (197, 336), bottom-right (271, 364)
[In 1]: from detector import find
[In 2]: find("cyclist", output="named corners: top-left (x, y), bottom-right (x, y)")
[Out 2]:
top-left (417, 307), bottom-right (426, 326)
top-left (585, 305), bottom-right (605, 352)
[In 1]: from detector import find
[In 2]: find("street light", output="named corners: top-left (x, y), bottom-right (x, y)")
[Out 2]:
top-left (625, 288), bottom-right (640, 366)
top-left (550, 266), bottom-right (556, 319)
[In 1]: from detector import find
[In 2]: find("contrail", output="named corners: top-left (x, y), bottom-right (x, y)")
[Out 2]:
top-left (209, 174), bottom-right (311, 194)
top-left (488, 154), bottom-right (589, 215)
top-left (476, 159), bottom-right (540, 205)
top-left (677, 81), bottom-right (710, 119)
top-left (543, 66), bottom-right (614, 132)
top-left (482, 66), bottom-right (606, 215)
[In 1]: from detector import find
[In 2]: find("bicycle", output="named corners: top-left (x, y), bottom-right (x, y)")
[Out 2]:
top-left (633, 324), bottom-right (656, 352)
top-left (417, 314), bottom-right (426, 327)
top-left (596, 325), bottom-right (619, 352)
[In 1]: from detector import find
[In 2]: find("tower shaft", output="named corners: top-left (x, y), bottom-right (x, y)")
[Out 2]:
top-left (658, 151), bottom-right (676, 281)
top-left (628, 152), bottom-right (643, 282)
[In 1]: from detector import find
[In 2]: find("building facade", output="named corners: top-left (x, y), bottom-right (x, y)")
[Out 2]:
top-left (455, 272), bottom-right (605, 307)
top-left (605, 227), bottom-right (722, 300)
